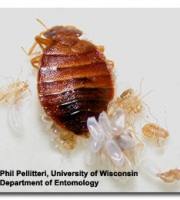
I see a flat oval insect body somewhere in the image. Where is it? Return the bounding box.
[35,26,114,136]
[118,88,143,115]
[142,123,169,145]
[107,88,144,118]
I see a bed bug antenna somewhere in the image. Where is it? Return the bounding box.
[17,66,23,77]
[36,18,49,30]
[138,78,158,123]
[21,19,48,56]
[138,77,153,100]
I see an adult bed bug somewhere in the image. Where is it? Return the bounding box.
[24,20,114,147]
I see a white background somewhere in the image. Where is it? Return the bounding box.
[0,8,180,193]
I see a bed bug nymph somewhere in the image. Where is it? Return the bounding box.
[24,20,114,148]
[142,123,169,146]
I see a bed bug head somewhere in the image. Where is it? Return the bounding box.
[44,26,83,43]
[120,88,135,99]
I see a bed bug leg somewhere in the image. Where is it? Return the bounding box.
[21,42,39,56]
[34,35,53,51]
[21,29,51,57]
[97,45,104,52]
[23,35,52,69]
[26,19,49,54]
[53,129,77,150]
[21,31,45,56]
[30,55,42,69]
[59,131,77,150]
[107,60,114,69]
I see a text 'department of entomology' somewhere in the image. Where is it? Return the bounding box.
[0,169,138,188]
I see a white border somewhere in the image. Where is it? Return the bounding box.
[0,0,180,8]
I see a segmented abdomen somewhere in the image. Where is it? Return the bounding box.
[38,47,114,135]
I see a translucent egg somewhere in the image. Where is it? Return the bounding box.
[116,130,135,150]
[105,139,124,166]
[98,111,112,137]
[87,117,105,142]
[110,107,125,135]
[90,137,103,152]
[85,151,97,166]
[139,158,161,177]
[8,104,23,135]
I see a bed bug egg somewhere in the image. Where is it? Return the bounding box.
[98,111,112,137]
[105,139,124,166]
[25,20,114,149]
[139,158,161,178]
[109,107,125,135]
[90,137,103,152]
[7,104,23,135]
[115,130,136,150]
[87,117,105,142]
[85,150,97,166]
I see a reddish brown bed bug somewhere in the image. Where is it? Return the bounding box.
[24,20,114,142]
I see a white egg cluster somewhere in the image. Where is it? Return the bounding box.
[86,107,180,184]
[87,107,136,168]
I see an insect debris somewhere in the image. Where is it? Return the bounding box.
[157,168,180,183]
[0,77,29,105]
[0,72,30,135]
